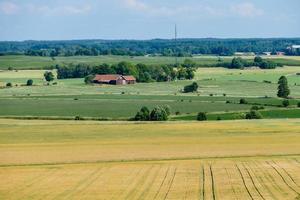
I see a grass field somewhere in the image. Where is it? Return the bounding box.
[1,55,300,69]
[1,119,300,199]
[0,67,299,119]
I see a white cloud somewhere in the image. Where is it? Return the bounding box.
[231,2,264,17]
[27,4,92,15]
[0,1,19,15]
[122,0,224,17]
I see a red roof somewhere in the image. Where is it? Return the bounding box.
[93,74,136,82]
[93,74,122,82]
[123,76,136,81]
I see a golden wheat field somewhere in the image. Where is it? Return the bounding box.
[1,119,300,199]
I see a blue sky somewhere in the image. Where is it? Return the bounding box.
[0,0,299,41]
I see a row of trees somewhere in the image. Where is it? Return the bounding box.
[1,38,300,56]
[225,56,281,69]
[56,61,195,83]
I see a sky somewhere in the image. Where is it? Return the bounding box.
[0,0,299,41]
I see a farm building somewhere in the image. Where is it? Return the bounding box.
[93,74,136,85]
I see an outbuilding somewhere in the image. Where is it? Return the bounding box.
[93,74,136,85]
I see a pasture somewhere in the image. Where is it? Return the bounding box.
[1,55,300,70]
[1,119,300,199]
[0,66,299,119]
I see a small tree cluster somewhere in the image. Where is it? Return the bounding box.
[44,71,55,82]
[197,112,207,121]
[134,105,171,121]
[183,82,198,93]
[245,110,263,119]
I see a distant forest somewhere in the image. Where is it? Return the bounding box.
[0,38,300,56]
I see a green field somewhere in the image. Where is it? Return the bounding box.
[1,119,300,199]
[0,66,299,119]
[1,55,300,69]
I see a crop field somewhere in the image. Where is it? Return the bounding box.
[1,55,300,69]
[1,119,300,199]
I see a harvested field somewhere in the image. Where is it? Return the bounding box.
[1,158,300,200]
[1,119,300,199]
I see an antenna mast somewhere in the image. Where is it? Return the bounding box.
[175,24,178,66]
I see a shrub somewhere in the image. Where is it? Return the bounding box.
[26,79,33,86]
[240,98,248,104]
[6,82,12,87]
[298,102,300,107]
[226,100,231,104]
[8,66,13,71]
[250,106,260,110]
[183,82,198,93]
[282,99,290,107]
[223,93,226,97]
[150,106,169,121]
[245,110,263,119]
[75,116,83,120]
[197,112,207,121]
[175,111,180,115]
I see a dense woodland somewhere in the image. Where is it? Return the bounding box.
[0,38,300,56]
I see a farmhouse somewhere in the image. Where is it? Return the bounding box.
[93,74,136,85]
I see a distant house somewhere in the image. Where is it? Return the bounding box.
[276,51,285,56]
[93,74,136,85]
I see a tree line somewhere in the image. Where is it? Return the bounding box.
[217,56,282,69]
[1,38,300,56]
[56,61,196,83]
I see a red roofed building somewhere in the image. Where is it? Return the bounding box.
[93,74,136,85]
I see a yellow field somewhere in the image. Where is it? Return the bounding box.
[1,119,300,199]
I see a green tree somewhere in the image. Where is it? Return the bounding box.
[239,98,248,104]
[277,76,290,98]
[197,112,207,121]
[6,82,12,87]
[230,57,244,69]
[84,75,95,84]
[150,106,168,121]
[44,71,54,82]
[183,82,198,93]
[297,102,300,107]
[245,110,263,119]
[185,68,195,80]
[134,106,150,121]
[26,79,33,86]
[282,99,290,107]
[254,56,263,63]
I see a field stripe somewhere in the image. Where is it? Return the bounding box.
[251,161,280,200]
[163,167,177,200]
[137,166,161,199]
[209,165,216,200]
[235,164,254,200]
[266,161,300,195]
[225,167,238,200]
[200,166,205,200]
[153,166,171,200]
[271,160,300,188]
[243,163,266,200]
[126,166,154,200]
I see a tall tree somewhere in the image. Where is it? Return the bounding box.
[277,76,290,98]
